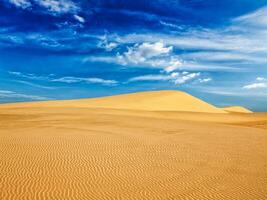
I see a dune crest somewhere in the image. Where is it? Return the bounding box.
[222,106,252,113]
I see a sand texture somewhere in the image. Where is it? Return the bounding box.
[0,90,266,199]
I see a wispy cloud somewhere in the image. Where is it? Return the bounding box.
[15,80,55,90]
[198,78,212,83]
[9,71,118,86]
[7,0,31,9]
[74,15,85,23]
[128,71,200,85]
[52,76,118,86]
[5,0,80,17]
[0,90,49,101]
[36,0,79,14]
[243,83,267,89]
[9,71,51,81]
[243,77,267,89]
[256,77,266,81]
[233,6,267,27]
[97,34,119,52]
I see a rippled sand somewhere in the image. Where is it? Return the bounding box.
[0,93,267,199]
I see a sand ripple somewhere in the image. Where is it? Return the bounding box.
[0,107,266,199]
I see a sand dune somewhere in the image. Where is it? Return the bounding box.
[222,106,252,113]
[0,90,266,199]
[2,90,226,113]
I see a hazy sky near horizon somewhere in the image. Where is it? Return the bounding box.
[1,0,267,111]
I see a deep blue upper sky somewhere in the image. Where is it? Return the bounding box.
[1,0,267,111]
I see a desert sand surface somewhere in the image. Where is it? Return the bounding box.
[0,90,266,200]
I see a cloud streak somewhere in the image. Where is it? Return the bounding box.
[7,0,31,9]
[52,76,118,86]
[0,90,49,101]
[243,77,267,90]
[128,72,201,85]
[9,71,118,86]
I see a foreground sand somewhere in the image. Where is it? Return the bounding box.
[0,93,267,199]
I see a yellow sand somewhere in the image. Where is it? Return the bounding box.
[0,90,266,200]
[222,106,253,113]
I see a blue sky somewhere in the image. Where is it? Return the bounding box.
[1,0,267,111]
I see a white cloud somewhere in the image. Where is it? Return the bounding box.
[164,58,182,72]
[115,8,267,66]
[243,77,267,90]
[35,0,79,14]
[52,76,118,86]
[172,72,200,84]
[243,83,267,89]
[159,21,183,30]
[6,0,80,15]
[233,6,267,27]
[9,71,117,86]
[128,74,172,82]
[74,15,85,23]
[256,77,265,81]
[198,78,212,83]
[15,80,55,90]
[9,71,51,81]
[97,35,119,52]
[196,86,264,97]
[128,71,200,85]
[118,42,172,65]
[90,41,182,72]
[8,0,31,9]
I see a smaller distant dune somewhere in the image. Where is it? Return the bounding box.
[222,106,252,113]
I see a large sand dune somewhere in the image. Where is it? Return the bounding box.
[4,90,226,113]
[0,90,266,199]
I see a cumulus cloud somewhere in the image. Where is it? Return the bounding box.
[121,42,172,63]
[52,76,118,86]
[89,41,182,72]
